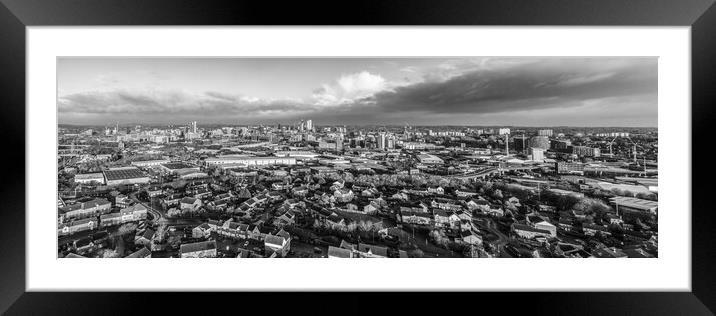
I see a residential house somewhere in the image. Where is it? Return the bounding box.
[134,228,155,247]
[292,186,309,197]
[363,203,379,215]
[356,243,388,258]
[277,211,296,226]
[73,237,95,255]
[400,210,432,225]
[433,209,451,227]
[162,193,183,208]
[264,231,291,257]
[115,195,132,208]
[558,217,575,232]
[146,186,163,198]
[334,188,354,203]
[120,204,148,222]
[582,223,612,237]
[527,215,557,237]
[427,186,445,195]
[458,231,483,246]
[455,190,478,198]
[58,217,99,236]
[328,246,353,258]
[180,240,217,258]
[59,198,112,221]
[217,221,243,239]
[192,223,213,239]
[512,223,552,239]
[126,247,152,258]
[180,197,202,211]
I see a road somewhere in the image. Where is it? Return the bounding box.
[477,217,511,257]
[128,192,165,224]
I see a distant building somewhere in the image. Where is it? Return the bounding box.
[572,145,601,157]
[538,129,553,137]
[529,147,545,161]
[551,139,571,150]
[131,159,170,167]
[417,154,443,164]
[610,196,658,215]
[555,162,585,174]
[74,173,105,185]
[204,156,296,166]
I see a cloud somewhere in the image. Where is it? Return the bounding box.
[58,58,657,126]
[364,58,657,116]
[58,89,316,119]
[312,71,387,106]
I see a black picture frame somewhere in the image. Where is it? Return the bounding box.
[1,0,714,314]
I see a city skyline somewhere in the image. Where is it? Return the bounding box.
[58,57,658,127]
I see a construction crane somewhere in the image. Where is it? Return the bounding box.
[607,136,618,156]
[626,137,638,163]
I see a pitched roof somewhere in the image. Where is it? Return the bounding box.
[126,247,152,258]
[357,243,388,257]
[264,235,286,247]
[328,246,353,258]
[181,197,198,204]
[180,240,216,254]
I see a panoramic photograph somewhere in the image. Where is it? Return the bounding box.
[56,57,658,259]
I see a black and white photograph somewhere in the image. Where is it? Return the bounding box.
[56,57,659,259]
[5,0,715,312]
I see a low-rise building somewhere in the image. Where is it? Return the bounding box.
[180,240,217,258]
[74,172,105,185]
[59,198,112,221]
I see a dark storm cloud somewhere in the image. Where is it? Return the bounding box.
[58,90,317,116]
[365,58,657,115]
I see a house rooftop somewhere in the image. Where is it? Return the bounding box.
[180,240,217,254]
[328,246,352,258]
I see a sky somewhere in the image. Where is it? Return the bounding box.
[57,57,657,127]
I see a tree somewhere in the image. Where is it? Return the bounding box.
[117,223,138,236]
[492,189,504,200]
[572,198,612,216]
[429,229,449,247]
[166,208,181,218]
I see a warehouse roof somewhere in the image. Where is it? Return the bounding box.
[609,196,658,211]
[103,167,147,181]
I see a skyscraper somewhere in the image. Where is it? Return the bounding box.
[378,133,387,150]
[306,119,313,131]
